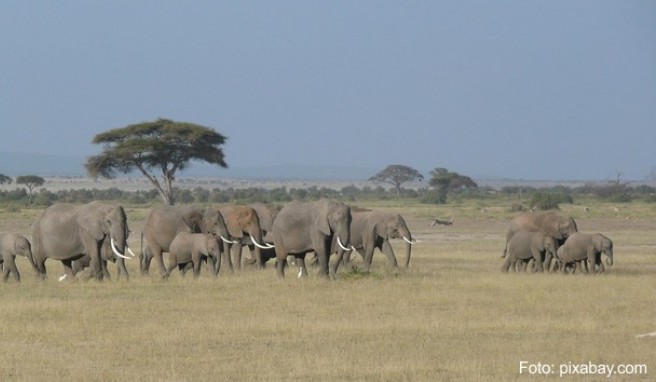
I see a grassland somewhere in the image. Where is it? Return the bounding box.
[1,201,655,381]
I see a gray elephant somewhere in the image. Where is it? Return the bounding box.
[69,237,129,280]
[272,199,351,278]
[31,201,135,280]
[502,211,578,258]
[556,232,613,274]
[166,232,222,278]
[334,208,416,274]
[241,203,281,268]
[214,204,272,272]
[501,230,558,273]
[0,233,34,282]
[141,204,231,278]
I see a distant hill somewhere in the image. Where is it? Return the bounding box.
[0,152,379,180]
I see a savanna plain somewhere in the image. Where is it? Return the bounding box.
[1,197,655,381]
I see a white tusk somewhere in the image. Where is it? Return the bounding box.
[336,237,350,251]
[127,246,137,257]
[220,236,234,244]
[265,243,275,249]
[58,274,67,282]
[250,234,272,250]
[403,236,417,245]
[298,266,304,278]
[351,246,357,251]
[636,331,656,338]
[111,237,132,260]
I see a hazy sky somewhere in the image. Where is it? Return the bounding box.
[1,1,655,180]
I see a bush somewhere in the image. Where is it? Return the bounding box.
[528,192,573,210]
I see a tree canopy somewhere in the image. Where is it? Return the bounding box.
[16,175,45,204]
[425,167,478,204]
[86,119,228,205]
[0,174,12,185]
[369,165,424,197]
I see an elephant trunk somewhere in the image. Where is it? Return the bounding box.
[605,250,613,266]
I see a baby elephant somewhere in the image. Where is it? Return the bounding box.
[167,233,222,278]
[501,230,558,273]
[556,232,613,274]
[0,233,34,282]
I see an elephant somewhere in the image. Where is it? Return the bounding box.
[31,201,135,280]
[242,203,281,267]
[141,204,231,278]
[166,232,222,278]
[214,204,272,272]
[555,232,613,274]
[272,199,351,278]
[69,237,129,280]
[502,211,578,258]
[500,230,558,273]
[0,233,34,282]
[332,208,416,274]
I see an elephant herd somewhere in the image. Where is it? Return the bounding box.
[501,211,614,274]
[0,199,418,282]
[0,200,615,282]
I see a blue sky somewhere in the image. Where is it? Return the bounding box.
[1,1,654,180]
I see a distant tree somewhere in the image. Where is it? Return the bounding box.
[369,165,424,197]
[16,175,45,204]
[85,118,228,205]
[425,167,477,204]
[0,174,12,185]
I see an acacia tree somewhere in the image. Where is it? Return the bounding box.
[369,164,424,197]
[0,174,12,185]
[16,175,45,205]
[86,119,228,205]
[426,167,477,204]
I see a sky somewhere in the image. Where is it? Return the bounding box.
[1,1,655,181]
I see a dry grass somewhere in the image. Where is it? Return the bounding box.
[1,203,655,381]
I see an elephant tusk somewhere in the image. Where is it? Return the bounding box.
[58,274,67,282]
[250,234,272,250]
[403,236,417,245]
[220,236,235,244]
[351,246,357,251]
[111,237,132,260]
[336,236,350,251]
[127,246,137,257]
[298,266,304,278]
[265,243,275,249]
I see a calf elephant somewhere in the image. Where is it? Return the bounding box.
[141,204,231,278]
[69,237,129,280]
[31,201,135,280]
[501,230,558,273]
[556,232,613,274]
[0,233,34,282]
[166,232,222,278]
[334,209,416,274]
[273,199,351,278]
[502,211,578,258]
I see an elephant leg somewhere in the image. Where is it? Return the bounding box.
[116,258,129,280]
[381,240,399,269]
[2,260,11,282]
[231,241,243,271]
[530,249,544,272]
[140,248,153,275]
[275,244,288,278]
[501,257,514,273]
[362,246,376,272]
[212,253,222,278]
[316,250,329,278]
[331,249,346,276]
[222,243,234,273]
[191,252,202,278]
[61,259,77,281]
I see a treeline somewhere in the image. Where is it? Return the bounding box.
[0,182,655,208]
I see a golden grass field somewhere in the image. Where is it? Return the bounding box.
[1,201,655,381]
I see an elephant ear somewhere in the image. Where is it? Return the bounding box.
[79,207,107,241]
[182,210,205,233]
[315,214,331,236]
